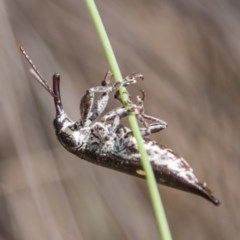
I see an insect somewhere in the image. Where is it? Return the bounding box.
[20,46,220,206]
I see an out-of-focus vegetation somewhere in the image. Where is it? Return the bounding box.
[0,0,239,239]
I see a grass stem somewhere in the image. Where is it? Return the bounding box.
[84,1,172,239]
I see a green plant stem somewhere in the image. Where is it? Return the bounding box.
[84,1,172,239]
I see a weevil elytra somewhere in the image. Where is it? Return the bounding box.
[20,46,220,206]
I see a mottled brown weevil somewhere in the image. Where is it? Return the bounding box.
[20,46,220,206]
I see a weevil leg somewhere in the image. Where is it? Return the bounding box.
[105,114,121,138]
[100,107,129,123]
[80,71,113,126]
[133,90,167,136]
[80,72,143,126]
[122,73,144,86]
[101,70,113,86]
[114,73,144,104]
[138,115,167,136]
[100,91,167,138]
[101,109,167,139]
[86,71,113,124]
[100,107,130,139]
[91,115,124,142]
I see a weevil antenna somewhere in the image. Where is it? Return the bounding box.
[19,46,56,98]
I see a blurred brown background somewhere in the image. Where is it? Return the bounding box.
[0,0,239,239]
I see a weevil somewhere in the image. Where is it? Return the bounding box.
[20,46,220,206]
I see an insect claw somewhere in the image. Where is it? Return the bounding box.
[136,89,145,106]
[132,73,144,81]
[140,89,145,101]
[102,70,113,86]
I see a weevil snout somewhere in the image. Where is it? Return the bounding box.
[52,73,69,134]
[52,73,64,116]
[51,74,77,133]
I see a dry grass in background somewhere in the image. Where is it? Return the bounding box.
[0,0,239,239]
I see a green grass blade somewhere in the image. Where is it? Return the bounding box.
[84,1,172,239]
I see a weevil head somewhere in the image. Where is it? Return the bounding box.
[53,113,82,150]
[53,112,73,134]
[52,74,83,150]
